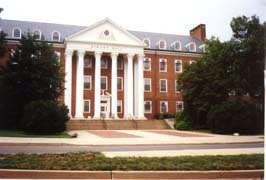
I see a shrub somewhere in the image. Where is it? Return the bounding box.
[21,100,70,134]
[174,112,192,130]
[207,100,264,134]
[154,113,175,119]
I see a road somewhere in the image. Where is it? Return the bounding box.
[0,142,263,153]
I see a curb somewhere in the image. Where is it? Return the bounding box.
[0,169,263,179]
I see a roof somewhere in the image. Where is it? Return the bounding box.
[0,19,205,53]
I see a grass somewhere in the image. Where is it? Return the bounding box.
[0,152,263,171]
[0,130,71,138]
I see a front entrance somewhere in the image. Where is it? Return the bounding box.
[100,95,111,118]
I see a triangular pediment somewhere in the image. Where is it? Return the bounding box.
[65,18,146,47]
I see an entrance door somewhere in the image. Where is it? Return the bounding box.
[100,100,109,118]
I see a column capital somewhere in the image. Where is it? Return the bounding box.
[111,52,119,58]
[94,51,102,58]
[137,54,145,59]
[127,53,135,59]
[77,50,86,57]
[65,49,73,57]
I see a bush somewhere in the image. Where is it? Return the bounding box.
[21,100,70,134]
[174,112,192,130]
[207,100,264,134]
[154,113,175,119]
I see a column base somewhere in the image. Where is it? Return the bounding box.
[134,116,147,120]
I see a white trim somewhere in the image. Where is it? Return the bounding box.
[55,51,61,62]
[185,42,196,52]
[158,40,167,50]
[144,78,152,92]
[52,31,60,41]
[175,80,181,93]
[33,29,41,40]
[117,100,123,113]
[160,101,168,113]
[144,49,202,57]
[84,75,92,90]
[101,76,108,90]
[172,41,182,51]
[175,59,182,73]
[143,38,150,48]
[143,57,151,71]
[12,27,21,39]
[159,58,167,72]
[144,101,152,113]
[199,44,206,52]
[117,77,123,91]
[84,99,91,113]
[160,79,168,92]
[176,101,184,112]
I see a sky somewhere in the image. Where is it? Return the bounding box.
[0,0,265,41]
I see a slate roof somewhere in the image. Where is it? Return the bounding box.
[0,19,204,53]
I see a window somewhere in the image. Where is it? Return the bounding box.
[160,101,168,113]
[199,44,206,53]
[84,100,91,112]
[12,28,21,38]
[101,76,108,90]
[117,57,123,69]
[159,59,167,72]
[160,79,167,92]
[101,56,108,69]
[84,76,92,90]
[143,58,151,71]
[174,41,181,50]
[117,100,122,113]
[159,40,166,49]
[52,31,60,41]
[176,80,181,93]
[176,101,184,112]
[33,30,41,40]
[84,55,93,68]
[144,101,152,113]
[175,60,182,73]
[55,51,61,62]
[189,60,196,64]
[189,42,196,52]
[117,77,123,91]
[143,38,150,48]
[144,78,151,92]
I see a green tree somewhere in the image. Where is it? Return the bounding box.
[0,33,65,129]
[0,31,8,59]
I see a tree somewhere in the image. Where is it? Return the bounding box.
[0,31,8,59]
[0,33,65,129]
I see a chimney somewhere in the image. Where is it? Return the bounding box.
[190,24,206,41]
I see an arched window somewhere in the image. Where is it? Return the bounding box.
[52,31,60,41]
[159,40,166,49]
[33,30,41,40]
[12,27,21,39]
[189,42,196,52]
[174,41,181,50]
[143,38,150,48]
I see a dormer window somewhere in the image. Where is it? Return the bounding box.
[173,41,181,50]
[159,40,166,49]
[189,42,196,52]
[12,28,21,39]
[33,30,41,40]
[199,44,206,53]
[143,38,150,48]
[52,31,60,41]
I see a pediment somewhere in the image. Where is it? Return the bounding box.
[65,18,146,47]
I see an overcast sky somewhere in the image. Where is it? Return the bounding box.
[0,0,265,41]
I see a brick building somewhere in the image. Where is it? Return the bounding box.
[0,18,206,119]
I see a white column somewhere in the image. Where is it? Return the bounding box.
[124,54,134,119]
[75,50,85,119]
[64,49,73,118]
[94,51,102,119]
[133,59,139,117]
[137,54,145,119]
[111,52,118,118]
[123,56,128,118]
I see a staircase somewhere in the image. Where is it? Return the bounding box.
[66,119,171,130]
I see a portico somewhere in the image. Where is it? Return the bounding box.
[63,18,146,120]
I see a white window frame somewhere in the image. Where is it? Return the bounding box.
[33,29,41,40]
[175,80,181,93]
[158,40,166,50]
[84,100,91,113]
[175,60,182,73]
[143,57,151,71]
[159,58,167,72]
[144,101,152,113]
[84,75,92,90]
[52,31,60,41]
[199,44,206,53]
[160,79,168,93]
[101,57,108,69]
[117,77,123,91]
[189,42,196,52]
[143,38,150,48]
[117,100,123,113]
[12,27,21,39]
[84,56,93,68]
[144,78,152,92]
[176,101,184,112]
[101,76,108,90]
[160,101,168,113]
[173,41,182,51]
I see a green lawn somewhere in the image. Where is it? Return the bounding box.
[0,130,71,138]
[0,152,263,171]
